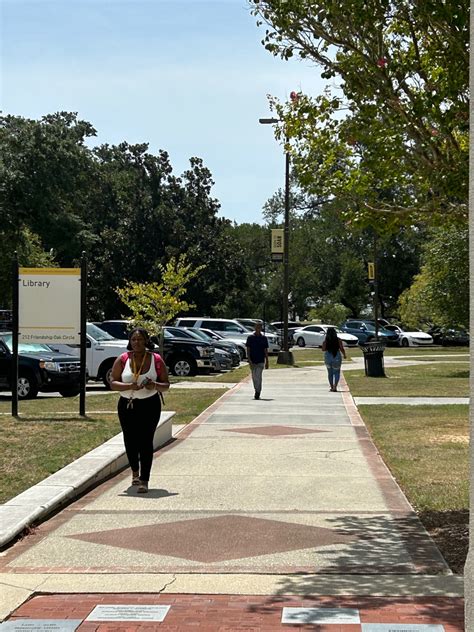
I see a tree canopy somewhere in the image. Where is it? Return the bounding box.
[250,0,469,228]
[0,112,247,317]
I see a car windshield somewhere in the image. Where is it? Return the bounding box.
[169,327,203,341]
[263,324,278,334]
[87,323,116,341]
[202,329,224,339]
[189,329,213,341]
[1,335,54,354]
[321,326,343,333]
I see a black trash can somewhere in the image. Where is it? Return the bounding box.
[360,341,386,377]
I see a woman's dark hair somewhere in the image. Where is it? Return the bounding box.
[325,327,340,357]
[127,327,155,351]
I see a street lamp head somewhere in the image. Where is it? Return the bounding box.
[259,117,279,125]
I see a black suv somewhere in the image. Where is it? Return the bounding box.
[96,320,215,377]
[0,333,81,399]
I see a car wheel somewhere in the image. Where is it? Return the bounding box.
[401,338,409,347]
[101,362,115,389]
[238,348,245,361]
[59,387,80,397]
[171,356,197,377]
[297,337,305,347]
[17,373,39,400]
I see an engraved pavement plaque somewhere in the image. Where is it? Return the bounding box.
[85,604,170,622]
[0,621,82,631]
[361,625,445,632]
[281,607,360,624]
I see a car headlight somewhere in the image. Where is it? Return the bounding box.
[41,361,60,372]
[196,346,211,357]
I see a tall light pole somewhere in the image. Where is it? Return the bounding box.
[259,116,294,365]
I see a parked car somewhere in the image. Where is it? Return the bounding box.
[0,310,12,331]
[428,327,470,347]
[236,319,293,347]
[174,317,280,354]
[162,329,215,376]
[271,320,302,330]
[198,328,247,361]
[171,326,241,367]
[293,325,359,348]
[94,320,216,377]
[340,320,399,345]
[48,323,131,387]
[270,321,300,346]
[213,347,233,371]
[383,325,433,347]
[92,320,132,339]
[0,333,81,399]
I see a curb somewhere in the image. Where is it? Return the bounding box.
[0,411,176,549]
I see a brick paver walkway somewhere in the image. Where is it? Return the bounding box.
[0,367,465,629]
[6,593,465,631]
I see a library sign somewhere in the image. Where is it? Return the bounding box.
[19,268,81,344]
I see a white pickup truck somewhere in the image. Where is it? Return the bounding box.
[49,323,128,387]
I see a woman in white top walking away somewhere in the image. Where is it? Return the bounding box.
[110,328,170,493]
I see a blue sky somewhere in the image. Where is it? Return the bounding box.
[2,0,325,223]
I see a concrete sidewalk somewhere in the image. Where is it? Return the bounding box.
[0,367,464,630]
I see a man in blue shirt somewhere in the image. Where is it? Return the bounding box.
[246,322,269,400]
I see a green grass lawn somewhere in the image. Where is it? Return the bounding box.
[346,346,468,359]
[269,348,325,368]
[0,388,226,503]
[358,404,469,512]
[344,362,469,397]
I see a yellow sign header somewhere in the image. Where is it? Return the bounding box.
[20,268,80,275]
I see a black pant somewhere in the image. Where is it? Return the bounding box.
[118,394,161,482]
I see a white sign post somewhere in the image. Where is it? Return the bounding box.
[18,268,81,344]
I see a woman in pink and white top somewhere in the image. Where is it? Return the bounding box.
[110,327,170,493]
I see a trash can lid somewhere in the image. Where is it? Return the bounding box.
[360,341,386,353]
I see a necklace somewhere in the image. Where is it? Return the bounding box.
[127,352,148,409]
[131,352,147,382]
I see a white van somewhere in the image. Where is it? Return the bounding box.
[48,322,128,387]
[174,318,280,354]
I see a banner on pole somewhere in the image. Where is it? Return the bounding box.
[19,268,81,344]
[271,229,284,254]
[367,262,375,280]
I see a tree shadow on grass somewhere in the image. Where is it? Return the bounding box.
[419,508,469,574]
[445,370,469,378]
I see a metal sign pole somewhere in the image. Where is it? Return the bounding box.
[373,233,379,341]
[79,253,87,417]
[11,253,19,418]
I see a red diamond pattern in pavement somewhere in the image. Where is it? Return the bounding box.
[222,425,329,436]
[68,514,356,563]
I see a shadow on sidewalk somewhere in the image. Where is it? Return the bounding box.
[118,488,179,499]
[244,512,463,623]
[246,593,463,628]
